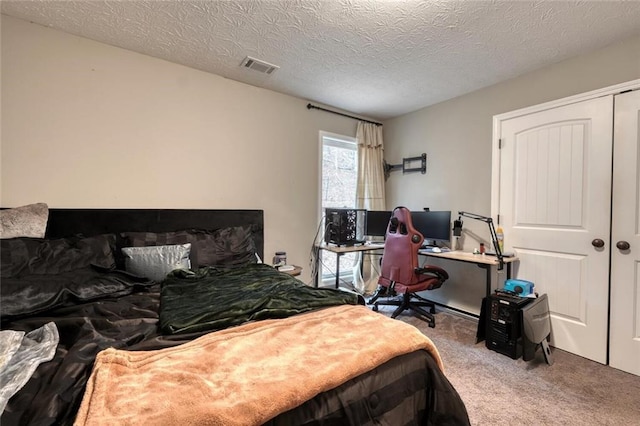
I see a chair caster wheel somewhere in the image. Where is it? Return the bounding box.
[428,322,435,328]
[430,306,436,314]
[372,304,379,312]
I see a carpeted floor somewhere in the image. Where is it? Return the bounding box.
[377,306,640,426]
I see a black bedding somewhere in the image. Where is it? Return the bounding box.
[1,208,469,426]
[267,350,468,426]
[3,281,469,426]
[2,285,164,425]
[0,264,279,424]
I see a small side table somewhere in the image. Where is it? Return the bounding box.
[278,265,302,277]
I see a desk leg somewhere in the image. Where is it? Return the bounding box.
[315,253,320,288]
[478,264,491,297]
[477,262,511,297]
[335,252,341,289]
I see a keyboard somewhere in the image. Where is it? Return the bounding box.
[421,246,451,253]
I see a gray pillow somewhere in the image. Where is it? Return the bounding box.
[122,244,191,282]
[0,203,49,239]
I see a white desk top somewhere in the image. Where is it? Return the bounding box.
[319,243,517,265]
[318,242,385,253]
[418,249,518,265]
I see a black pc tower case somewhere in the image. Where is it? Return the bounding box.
[484,293,532,359]
[324,208,366,246]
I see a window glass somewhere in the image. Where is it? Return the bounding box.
[320,133,357,283]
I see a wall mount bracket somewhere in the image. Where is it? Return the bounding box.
[383,153,426,180]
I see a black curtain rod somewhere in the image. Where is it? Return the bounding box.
[306,103,382,126]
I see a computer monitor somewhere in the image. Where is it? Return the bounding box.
[365,210,392,237]
[411,210,452,245]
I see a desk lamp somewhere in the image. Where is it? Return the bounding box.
[453,211,504,270]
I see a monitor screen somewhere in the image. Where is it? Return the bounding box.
[411,210,452,243]
[365,210,392,237]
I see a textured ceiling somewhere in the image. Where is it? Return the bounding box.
[3,1,640,120]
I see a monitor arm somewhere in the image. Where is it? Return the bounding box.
[457,211,504,270]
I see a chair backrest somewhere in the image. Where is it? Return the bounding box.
[379,207,424,286]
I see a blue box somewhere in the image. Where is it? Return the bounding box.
[504,279,535,296]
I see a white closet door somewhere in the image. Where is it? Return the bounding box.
[609,89,640,375]
[498,96,613,363]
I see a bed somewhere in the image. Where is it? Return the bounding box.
[0,206,470,425]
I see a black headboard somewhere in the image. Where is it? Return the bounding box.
[45,209,264,260]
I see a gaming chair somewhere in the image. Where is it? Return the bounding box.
[368,206,448,328]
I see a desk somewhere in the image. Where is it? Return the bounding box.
[316,244,519,315]
[418,250,519,316]
[315,243,384,288]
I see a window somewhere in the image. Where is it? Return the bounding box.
[320,132,358,283]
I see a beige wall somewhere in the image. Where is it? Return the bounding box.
[0,15,363,284]
[3,14,639,307]
[383,34,640,313]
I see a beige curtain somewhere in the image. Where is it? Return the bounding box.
[353,121,386,295]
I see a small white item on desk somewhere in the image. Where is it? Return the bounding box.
[278,265,295,272]
[431,247,441,253]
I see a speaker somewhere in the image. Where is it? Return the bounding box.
[324,208,366,246]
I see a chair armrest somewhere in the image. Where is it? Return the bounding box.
[415,265,449,281]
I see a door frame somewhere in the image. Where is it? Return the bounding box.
[492,79,640,217]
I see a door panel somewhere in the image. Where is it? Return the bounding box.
[499,96,613,363]
[609,89,640,375]
[515,122,587,227]
[516,249,586,323]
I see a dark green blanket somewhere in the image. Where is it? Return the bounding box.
[160,263,361,334]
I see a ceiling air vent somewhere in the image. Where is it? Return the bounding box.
[240,56,279,75]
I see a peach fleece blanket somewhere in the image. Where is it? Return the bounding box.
[74,305,443,426]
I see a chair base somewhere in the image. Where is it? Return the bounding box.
[369,289,437,328]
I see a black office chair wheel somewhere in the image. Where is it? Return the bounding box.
[430,305,436,314]
[372,303,379,312]
[428,321,435,328]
